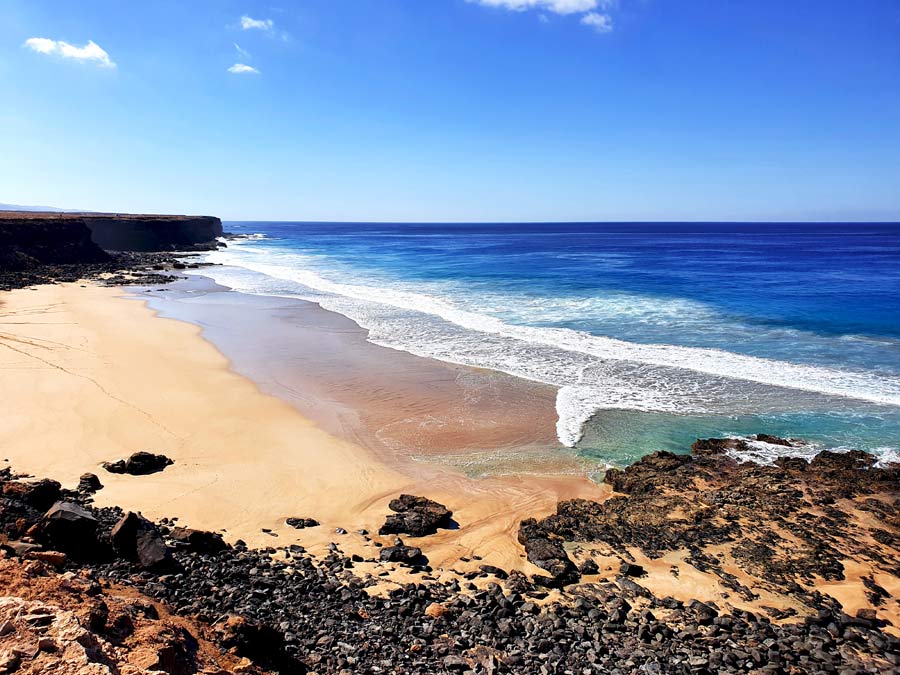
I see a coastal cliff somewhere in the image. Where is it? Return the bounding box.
[0,214,110,269]
[0,211,223,253]
[81,213,223,252]
[0,211,222,289]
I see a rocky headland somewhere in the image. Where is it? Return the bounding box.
[0,211,222,290]
[1,437,898,674]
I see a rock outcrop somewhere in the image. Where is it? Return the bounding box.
[103,451,174,476]
[111,512,170,569]
[379,494,453,537]
[379,540,425,565]
[0,216,109,268]
[518,437,900,611]
[81,214,223,252]
[0,210,221,290]
[35,502,98,560]
[167,527,228,554]
[2,457,900,674]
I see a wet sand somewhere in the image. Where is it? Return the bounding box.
[142,276,582,476]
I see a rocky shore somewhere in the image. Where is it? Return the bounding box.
[0,211,222,290]
[2,438,898,674]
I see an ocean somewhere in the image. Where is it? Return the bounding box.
[198,221,900,468]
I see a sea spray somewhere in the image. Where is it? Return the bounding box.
[203,243,900,450]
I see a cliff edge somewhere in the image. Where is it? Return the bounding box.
[0,211,222,290]
[0,211,223,253]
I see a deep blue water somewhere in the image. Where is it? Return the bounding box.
[200,221,900,468]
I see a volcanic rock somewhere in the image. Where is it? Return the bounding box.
[286,517,319,530]
[379,494,453,537]
[103,451,173,476]
[518,521,579,587]
[479,564,509,579]
[2,479,61,511]
[620,561,646,577]
[379,542,424,565]
[578,558,600,575]
[216,615,302,673]
[111,512,170,569]
[168,527,228,554]
[78,473,103,493]
[36,502,98,560]
[756,434,793,446]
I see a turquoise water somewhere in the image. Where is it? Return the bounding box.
[199,222,900,467]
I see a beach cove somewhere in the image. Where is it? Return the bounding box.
[2,214,900,673]
[0,280,603,575]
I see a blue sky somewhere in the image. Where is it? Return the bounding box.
[1,0,899,221]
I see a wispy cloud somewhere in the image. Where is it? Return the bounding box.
[234,42,251,59]
[240,15,274,31]
[581,11,613,32]
[470,0,596,15]
[24,37,115,68]
[228,63,259,74]
[469,0,616,33]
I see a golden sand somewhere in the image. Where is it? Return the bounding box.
[0,283,602,574]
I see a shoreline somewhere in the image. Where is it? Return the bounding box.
[2,275,899,671]
[139,274,588,477]
[0,280,604,576]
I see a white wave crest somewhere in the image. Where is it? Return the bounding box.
[201,247,900,447]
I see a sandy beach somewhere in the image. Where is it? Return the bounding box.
[0,281,603,577]
[4,278,900,636]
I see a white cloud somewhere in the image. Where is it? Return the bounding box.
[240,15,274,31]
[470,0,616,32]
[581,11,613,32]
[234,42,251,59]
[471,0,597,15]
[228,63,259,74]
[24,37,115,68]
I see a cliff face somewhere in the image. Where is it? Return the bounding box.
[0,212,223,256]
[0,216,110,270]
[83,214,223,252]
[0,211,223,290]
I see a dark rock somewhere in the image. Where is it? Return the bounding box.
[379,542,424,565]
[775,456,808,471]
[78,473,104,493]
[0,215,109,271]
[36,501,98,559]
[83,214,222,252]
[378,494,453,537]
[103,451,173,476]
[168,527,228,553]
[216,615,304,673]
[111,512,170,569]
[756,434,793,446]
[2,540,42,557]
[87,599,109,632]
[2,479,61,511]
[517,524,579,587]
[620,562,646,577]
[286,517,319,529]
[443,655,469,670]
[479,564,509,579]
[0,212,222,291]
[604,450,692,493]
[688,600,719,625]
[579,558,600,575]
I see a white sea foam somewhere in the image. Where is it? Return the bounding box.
[200,243,900,449]
[723,436,900,468]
